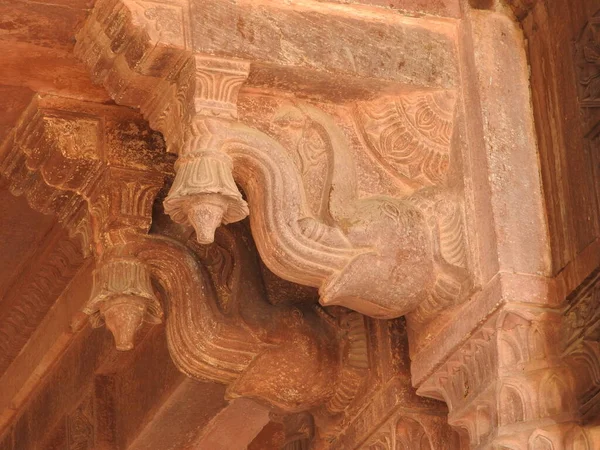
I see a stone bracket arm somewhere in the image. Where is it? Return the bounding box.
[75,0,472,321]
[171,114,464,320]
[98,232,369,414]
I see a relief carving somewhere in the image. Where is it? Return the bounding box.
[0,94,372,418]
[417,306,584,448]
[354,91,457,189]
[0,103,102,250]
[361,414,451,450]
[576,10,600,138]
[0,236,83,376]
[322,320,458,450]
[3,1,600,449]
[75,0,472,320]
[561,270,600,421]
[67,394,95,450]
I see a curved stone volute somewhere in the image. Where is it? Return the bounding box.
[75,0,466,320]
[205,116,435,318]
[97,232,366,413]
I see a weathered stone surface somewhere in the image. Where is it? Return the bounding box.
[190,0,459,88]
[323,0,461,17]
[1,0,600,449]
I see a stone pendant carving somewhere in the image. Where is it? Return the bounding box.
[86,257,162,350]
[162,57,251,244]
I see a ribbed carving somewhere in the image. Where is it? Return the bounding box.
[0,104,102,246]
[326,313,368,414]
[0,236,83,376]
[194,56,250,119]
[86,257,162,350]
[164,150,249,243]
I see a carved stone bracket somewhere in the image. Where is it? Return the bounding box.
[71,0,477,435]
[0,95,172,350]
[75,0,471,320]
[96,226,369,417]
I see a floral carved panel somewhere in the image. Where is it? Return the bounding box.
[354,91,457,189]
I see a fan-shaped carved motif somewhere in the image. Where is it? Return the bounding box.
[354,90,457,187]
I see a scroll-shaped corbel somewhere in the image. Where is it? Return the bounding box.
[75,3,470,319]
[152,60,439,317]
[94,227,369,416]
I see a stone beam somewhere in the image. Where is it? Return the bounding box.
[0,0,109,102]
[190,399,271,450]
